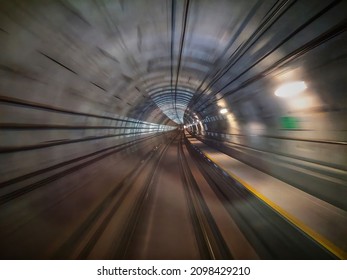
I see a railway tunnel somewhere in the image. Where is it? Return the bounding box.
[0,0,346,260]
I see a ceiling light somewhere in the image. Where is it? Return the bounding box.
[275,81,307,98]
[220,108,228,114]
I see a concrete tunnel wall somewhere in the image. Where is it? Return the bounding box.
[0,0,346,221]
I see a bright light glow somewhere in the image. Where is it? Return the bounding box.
[275,81,307,97]
[220,108,228,114]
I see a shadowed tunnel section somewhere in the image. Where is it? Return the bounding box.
[0,0,346,259]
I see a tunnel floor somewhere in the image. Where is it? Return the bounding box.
[0,131,338,259]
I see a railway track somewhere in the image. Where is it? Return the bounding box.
[111,132,232,259]
[55,131,234,259]
[177,133,232,259]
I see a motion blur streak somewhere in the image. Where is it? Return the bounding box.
[0,0,346,259]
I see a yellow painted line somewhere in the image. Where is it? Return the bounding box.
[192,142,346,259]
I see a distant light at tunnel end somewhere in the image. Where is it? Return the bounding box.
[275,81,307,98]
[220,108,228,114]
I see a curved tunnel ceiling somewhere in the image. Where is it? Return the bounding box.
[1,0,347,129]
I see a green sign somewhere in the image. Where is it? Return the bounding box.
[280,116,299,129]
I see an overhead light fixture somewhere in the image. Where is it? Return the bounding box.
[275,81,307,98]
[220,108,228,114]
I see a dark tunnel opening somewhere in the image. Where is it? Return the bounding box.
[0,0,346,260]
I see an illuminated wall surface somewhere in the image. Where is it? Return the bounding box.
[0,0,346,260]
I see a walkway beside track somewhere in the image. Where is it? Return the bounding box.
[185,132,347,259]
